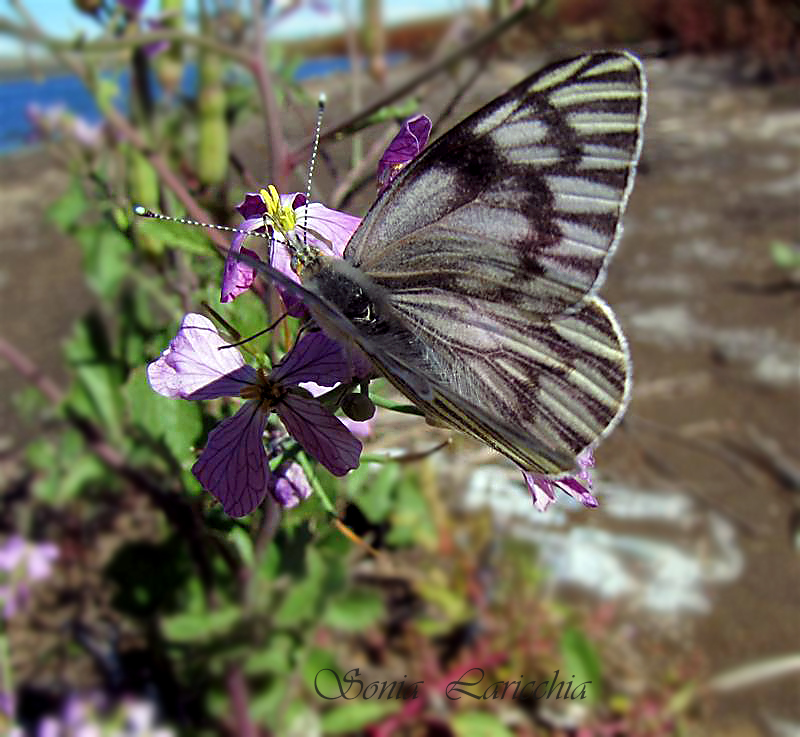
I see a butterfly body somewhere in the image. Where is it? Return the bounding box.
[254,51,646,477]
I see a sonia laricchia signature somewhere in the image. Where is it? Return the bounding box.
[314,667,592,701]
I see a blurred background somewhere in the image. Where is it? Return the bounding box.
[1,0,799,735]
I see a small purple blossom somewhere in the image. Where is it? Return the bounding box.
[147,314,362,516]
[522,450,598,512]
[118,0,147,14]
[268,462,312,508]
[377,114,431,192]
[221,187,361,309]
[36,693,174,737]
[0,535,59,619]
[26,103,104,150]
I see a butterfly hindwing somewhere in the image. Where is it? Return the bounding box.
[381,291,630,473]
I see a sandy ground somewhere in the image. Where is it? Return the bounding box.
[1,52,798,733]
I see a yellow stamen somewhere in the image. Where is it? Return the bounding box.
[259,185,297,234]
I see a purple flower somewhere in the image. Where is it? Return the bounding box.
[0,536,59,619]
[36,694,174,737]
[377,114,431,192]
[268,462,312,508]
[522,450,598,512]
[118,0,147,14]
[221,186,361,309]
[147,314,362,516]
[26,103,104,150]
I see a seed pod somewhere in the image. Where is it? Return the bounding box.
[197,35,227,187]
[154,0,185,96]
[128,148,163,256]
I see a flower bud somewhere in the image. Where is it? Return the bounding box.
[342,393,375,422]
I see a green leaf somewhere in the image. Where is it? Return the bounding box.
[451,712,516,737]
[559,627,602,705]
[136,216,214,256]
[323,590,384,632]
[47,177,88,231]
[320,701,401,734]
[770,240,800,270]
[126,367,202,465]
[355,463,399,523]
[260,542,281,580]
[274,547,327,627]
[301,647,340,696]
[75,224,133,299]
[58,454,108,503]
[385,477,436,548]
[249,679,289,724]
[96,76,121,115]
[162,606,241,643]
[229,526,255,567]
[74,363,126,442]
[244,633,295,676]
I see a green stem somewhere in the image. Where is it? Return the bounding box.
[296,452,337,516]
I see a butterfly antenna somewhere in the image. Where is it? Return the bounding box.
[133,206,271,242]
[302,92,326,250]
[221,313,290,350]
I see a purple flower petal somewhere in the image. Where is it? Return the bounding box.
[522,449,598,512]
[294,202,361,259]
[143,17,170,57]
[271,332,353,386]
[147,313,258,399]
[192,401,270,517]
[268,238,308,318]
[118,0,147,13]
[236,192,268,220]
[377,114,431,191]
[276,393,361,476]
[339,416,373,438]
[221,217,266,303]
[268,462,312,508]
[0,536,26,571]
[221,246,261,304]
[25,542,59,581]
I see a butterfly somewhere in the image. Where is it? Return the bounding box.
[245,51,646,478]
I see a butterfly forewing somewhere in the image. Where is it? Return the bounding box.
[346,51,645,317]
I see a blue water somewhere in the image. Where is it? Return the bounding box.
[0,55,380,155]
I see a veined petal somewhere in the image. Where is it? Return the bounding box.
[522,449,598,512]
[192,402,270,517]
[294,202,361,259]
[147,313,258,399]
[276,394,361,476]
[378,114,431,191]
[271,332,353,387]
[268,237,308,318]
[236,192,268,219]
[221,217,266,303]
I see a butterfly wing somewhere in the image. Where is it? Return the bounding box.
[378,292,631,474]
[340,51,644,473]
[345,51,645,317]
